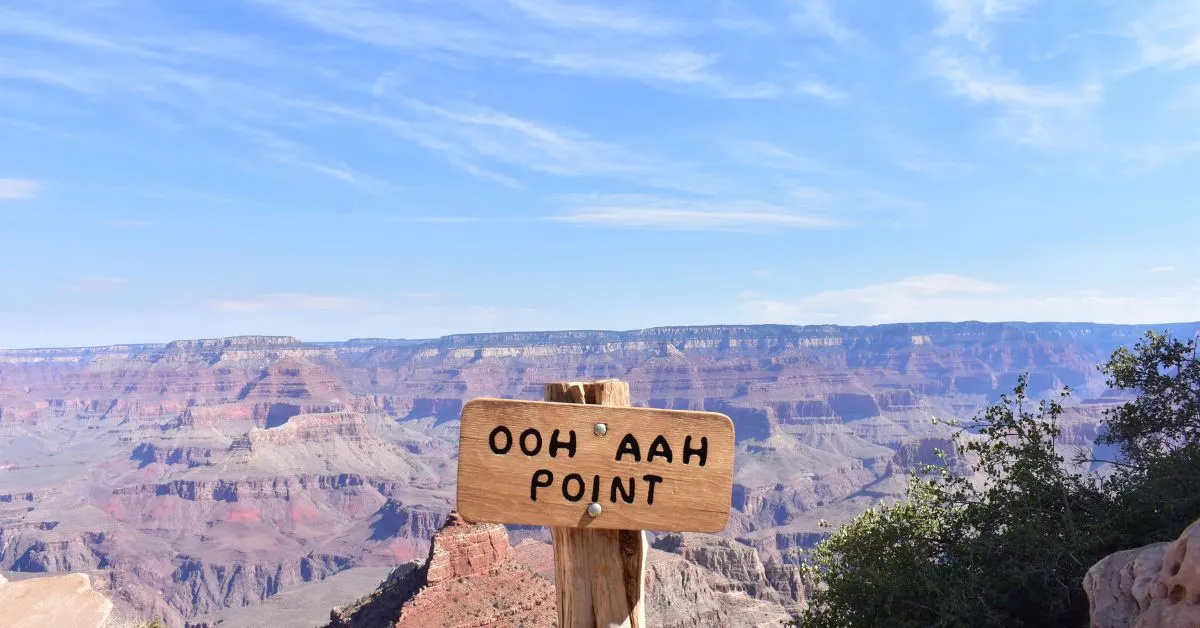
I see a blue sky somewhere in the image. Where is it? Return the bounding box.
[1,0,1199,348]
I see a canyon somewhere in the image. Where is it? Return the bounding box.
[2,322,1198,626]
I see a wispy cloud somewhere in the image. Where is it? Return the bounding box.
[400,216,482,224]
[929,48,1102,145]
[1146,265,1177,273]
[102,219,156,228]
[1128,0,1200,71]
[405,100,648,178]
[299,98,718,192]
[531,50,780,98]
[791,0,865,50]
[546,195,837,231]
[0,178,39,200]
[894,151,975,177]
[1126,139,1200,172]
[505,0,675,35]
[68,277,129,294]
[233,126,401,192]
[931,50,1101,109]
[934,0,1035,49]
[249,0,772,98]
[209,293,371,313]
[734,141,838,176]
[797,81,848,101]
[742,273,1200,324]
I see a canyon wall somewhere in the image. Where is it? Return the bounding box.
[1,322,1196,624]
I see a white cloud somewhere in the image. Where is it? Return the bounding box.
[209,293,371,313]
[797,81,848,101]
[546,196,837,231]
[742,273,1200,324]
[0,178,39,200]
[1147,265,1177,273]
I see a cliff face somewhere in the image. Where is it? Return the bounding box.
[651,532,804,610]
[645,549,793,628]
[2,323,1197,624]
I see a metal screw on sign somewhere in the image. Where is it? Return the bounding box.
[587,502,602,517]
[593,422,607,436]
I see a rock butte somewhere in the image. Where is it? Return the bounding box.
[1,322,1198,625]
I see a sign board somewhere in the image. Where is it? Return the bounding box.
[456,398,735,533]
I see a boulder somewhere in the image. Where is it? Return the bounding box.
[1086,517,1200,627]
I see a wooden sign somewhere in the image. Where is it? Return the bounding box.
[456,398,734,533]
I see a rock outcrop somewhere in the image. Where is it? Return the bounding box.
[1086,517,1200,627]
[1084,543,1168,627]
[328,511,553,628]
[422,511,510,582]
[0,572,114,627]
[645,549,792,627]
[651,532,804,609]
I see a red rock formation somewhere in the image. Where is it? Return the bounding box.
[422,511,510,583]
[328,510,553,628]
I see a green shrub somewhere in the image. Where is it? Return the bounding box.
[796,330,1200,628]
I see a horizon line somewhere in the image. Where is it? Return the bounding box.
[3,320,1199,353]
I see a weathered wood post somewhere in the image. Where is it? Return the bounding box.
[543,380,645,628]
[456,378,734,628]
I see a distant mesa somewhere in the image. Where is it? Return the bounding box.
[164,336,304,351]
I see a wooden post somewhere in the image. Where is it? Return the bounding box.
[544,380,647,628]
